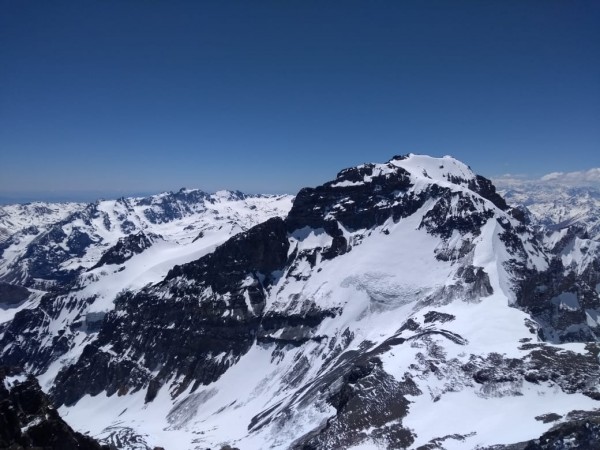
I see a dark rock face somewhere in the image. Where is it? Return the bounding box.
[0,367,108,450]
[419,190,494,239]
[457,344,600,400]
[84,311,106,333]
[0,282,30,307]
[257,309,338,346]
[296,359,417,450]
[522,413,600,450]
[523,344,600,396]
[554,223,590,251]
[488,411,600,450]
[52,217,294,405]
[90,232,154,269]
[168,216,289,287]
[66,230,94,258]
[286,163,420,233]
[468,175,509,211]
[457,265,494,298]
[513,256,600,343]
[423,311,456,324]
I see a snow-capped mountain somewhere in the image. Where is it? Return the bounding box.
[497,181,600,278]
[0,189,293,379]
[0,189,293,291]
[2,155,600,450]
[496,179,600,240]
[0,201,85,286]
[0,201,85,242]
[497,179,600,344]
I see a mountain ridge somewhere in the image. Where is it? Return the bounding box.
[1,154,599,450]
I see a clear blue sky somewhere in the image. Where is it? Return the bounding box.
[1,1,599,202]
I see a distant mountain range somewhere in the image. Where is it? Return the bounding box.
[496,177,600,240]
[1,155,600,450]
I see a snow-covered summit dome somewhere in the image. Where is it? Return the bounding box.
[389,153,475,184]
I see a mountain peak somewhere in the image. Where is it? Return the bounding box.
[288,154,507,234]
[389,153,475,185]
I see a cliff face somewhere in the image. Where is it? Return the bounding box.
[0,367,108,450]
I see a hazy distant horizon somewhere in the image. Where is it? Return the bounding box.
[0,186,294,205]
[0,190,158,205]
[3,159,600,206]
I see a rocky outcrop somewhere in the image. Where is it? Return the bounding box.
[286,162,420,233]
[468,175,509,211]
[0,292,86,375]
[90,232,154,270]
[0,367,108,450]
[488,411,600,450]
[514,257,600,343]
[419,190,495,239]
[292,359,419,449]
[523,412,600,450]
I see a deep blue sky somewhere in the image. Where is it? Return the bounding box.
[1,1,599,202]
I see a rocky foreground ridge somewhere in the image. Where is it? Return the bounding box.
[0,366,108,450]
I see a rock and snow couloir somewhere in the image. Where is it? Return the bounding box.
[1,154,600,450]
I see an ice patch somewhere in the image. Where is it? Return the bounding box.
[3,374,27,389]
[331,180,365,188]
[347,441,385,450]
[290,227,333,252]
[341,272,421,310]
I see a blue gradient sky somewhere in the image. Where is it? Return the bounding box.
[1,1,599,202]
